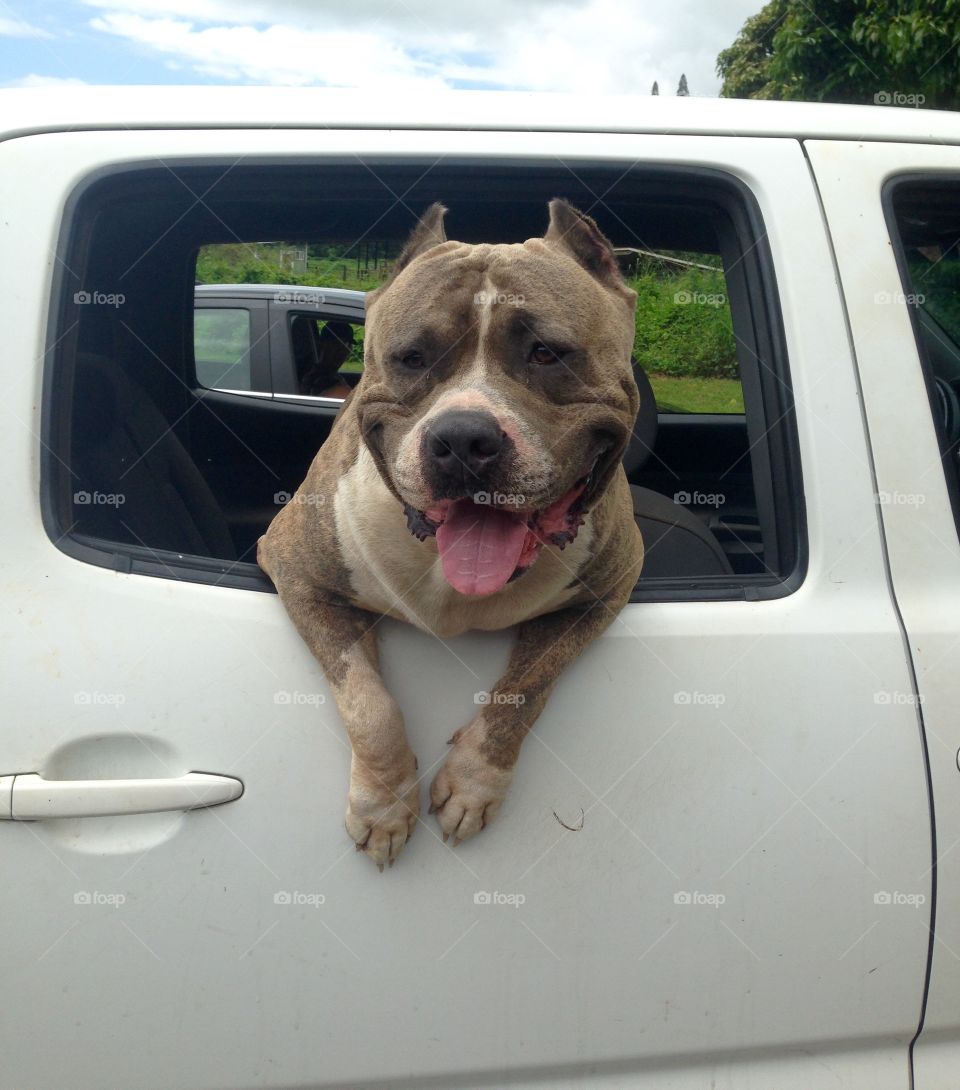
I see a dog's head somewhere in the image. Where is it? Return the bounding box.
[355,199,639,597]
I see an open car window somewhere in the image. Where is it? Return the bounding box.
[43,160,803,601]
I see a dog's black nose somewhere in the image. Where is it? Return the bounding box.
[426,410,506,482]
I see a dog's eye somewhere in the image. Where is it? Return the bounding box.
[529,343,562,366]
[398,350,425,370]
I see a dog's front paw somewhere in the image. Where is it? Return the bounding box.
[429,726,514,845]
[345,756,420,871]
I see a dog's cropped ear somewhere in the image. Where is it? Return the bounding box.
[544,199,624,289]
[392,203,448,276]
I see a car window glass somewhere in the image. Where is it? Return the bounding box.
[889,179,960,525]
[289,315,362,397]
[194,308,252,390]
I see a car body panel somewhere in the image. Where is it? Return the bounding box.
[808,137,960,1090]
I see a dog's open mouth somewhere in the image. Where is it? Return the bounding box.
[403,468,596,597]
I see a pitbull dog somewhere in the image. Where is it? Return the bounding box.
[257,200,644,869]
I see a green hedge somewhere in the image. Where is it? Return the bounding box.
[628,266,739,380]
[195,245,386,292]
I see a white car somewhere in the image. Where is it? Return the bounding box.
[1,87,959,1090]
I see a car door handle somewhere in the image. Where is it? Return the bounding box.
[0,772,243,820]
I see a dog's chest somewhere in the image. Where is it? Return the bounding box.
[333,451,591,637]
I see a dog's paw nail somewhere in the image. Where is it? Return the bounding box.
[355,842,364,852]
[388,858,394,869]
[377,863,384,873]
[414,757,419,770]
[428,803,437,814]
[453,837,462,847]
[442,832,449,844]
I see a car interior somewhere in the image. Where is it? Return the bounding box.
[45,161,802,601]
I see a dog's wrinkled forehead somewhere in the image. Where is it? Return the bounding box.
[363,200,637,413]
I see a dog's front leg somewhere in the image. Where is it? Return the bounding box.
[429,576,635,844]
[270,578,419,869]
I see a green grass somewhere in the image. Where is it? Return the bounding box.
[649,374,744,414]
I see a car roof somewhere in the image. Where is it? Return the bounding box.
[1,87,959,146]
[195,284,365,307]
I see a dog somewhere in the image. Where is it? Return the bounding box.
[257,199,644,869]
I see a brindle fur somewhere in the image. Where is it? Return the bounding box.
[258,200,643,868]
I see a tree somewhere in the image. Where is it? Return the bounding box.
[717,0,960,110]
[652,80,659,95]
[677,73,689,96]
[715,0,790,99]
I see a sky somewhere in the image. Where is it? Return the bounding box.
[0,0,761,96]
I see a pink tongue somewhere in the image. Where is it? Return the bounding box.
[435,500,529,596]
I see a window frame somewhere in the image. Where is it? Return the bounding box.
[41,155,806,602]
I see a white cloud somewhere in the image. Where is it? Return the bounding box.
[82,0,565,35]
[85,0,759,95]
[89,13,448,89]
[448,0,714,96]
[0,16,53,38]
[4,74,89,87]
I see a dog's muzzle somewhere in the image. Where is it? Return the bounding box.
[422,410,510,497]
[404,457,603,599]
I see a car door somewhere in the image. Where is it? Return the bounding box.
[808,137,960,1090]
[0,120,930,1089]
